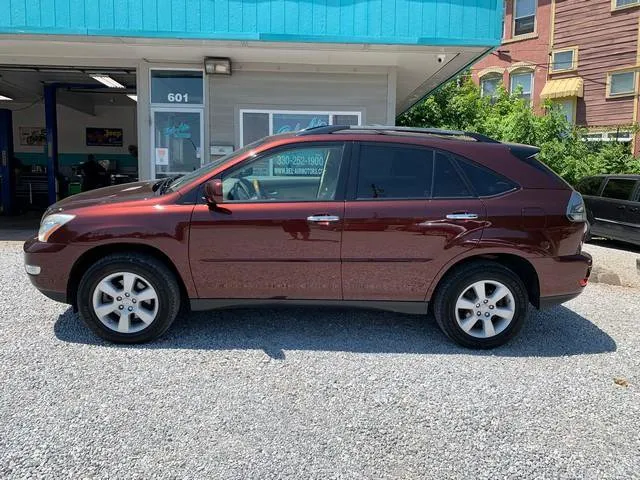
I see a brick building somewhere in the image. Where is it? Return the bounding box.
[472,0,640,150]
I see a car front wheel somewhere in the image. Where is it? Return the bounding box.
[433,262,528,349]
[77,253,181,343]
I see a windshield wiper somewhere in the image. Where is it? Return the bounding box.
[153,176,176,195]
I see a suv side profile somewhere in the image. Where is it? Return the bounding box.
[577,174,640,247]
[25,126,592,349]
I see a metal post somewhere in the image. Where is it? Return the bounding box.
[0,109,14,215]
[44,84,59,206]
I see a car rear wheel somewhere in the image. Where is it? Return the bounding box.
[77,253,181,343]
[433,262,528,349]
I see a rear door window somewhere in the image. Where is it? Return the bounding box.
[432,153,473,198]
[601,178,637,201]
[576,177,604,196]
[356,144,434,199]
[456,158,518,197]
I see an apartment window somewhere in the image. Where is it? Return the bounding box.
[553,99,576,124]
[514,0,536,36]
[551,49,577,73]
[480,75,501,99]
[608,71,636,98]
[614,0,640,9]
[239,110,361,146]
[510,71,533,103]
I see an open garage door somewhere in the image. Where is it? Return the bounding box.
[0,66,137,216]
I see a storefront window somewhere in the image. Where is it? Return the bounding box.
[240,110,361,146]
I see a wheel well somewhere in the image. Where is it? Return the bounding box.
[67,243,190,310]
[431,254,540,308]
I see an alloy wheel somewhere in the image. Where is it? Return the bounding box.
[91,272,159,334]
[454,280,516,339]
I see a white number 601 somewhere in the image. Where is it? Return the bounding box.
[167,93,189,103]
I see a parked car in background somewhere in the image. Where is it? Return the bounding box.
[24,126,592,349]
[577,174,640,247]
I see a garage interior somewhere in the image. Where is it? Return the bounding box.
[0,66,138,217]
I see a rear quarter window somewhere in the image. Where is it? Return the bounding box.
[455,157,518,197]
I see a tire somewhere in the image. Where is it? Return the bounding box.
[77,253,181,343]
[432,261,528,349]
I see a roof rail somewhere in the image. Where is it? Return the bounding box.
[296,125,500,143]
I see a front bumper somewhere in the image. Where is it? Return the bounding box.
[536,252,592,308]
[23,237,81,305]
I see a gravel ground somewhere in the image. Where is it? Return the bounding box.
[1,240,639,479]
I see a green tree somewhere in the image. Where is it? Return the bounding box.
[398,76,640,185]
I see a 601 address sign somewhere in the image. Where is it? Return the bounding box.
[167,93,189,103]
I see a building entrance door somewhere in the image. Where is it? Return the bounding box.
[151,108,203,178]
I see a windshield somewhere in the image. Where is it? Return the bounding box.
[166,138,268,192]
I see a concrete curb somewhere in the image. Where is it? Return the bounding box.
[589,266,622,287]
[583,244,640,289]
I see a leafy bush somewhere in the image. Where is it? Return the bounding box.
[397,77,640,185]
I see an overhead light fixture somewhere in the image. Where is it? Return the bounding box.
[89,74,126,89]
[127,94,138,102]
[204,57,232,75]
[0,94,12,101]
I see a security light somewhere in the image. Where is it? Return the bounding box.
[204,57,232,75]
[89,74,126,89]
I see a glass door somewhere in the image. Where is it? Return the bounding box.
[151,108,203,178]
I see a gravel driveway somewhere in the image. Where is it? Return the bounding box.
[1,240,639,479]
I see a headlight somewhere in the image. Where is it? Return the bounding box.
[38,214,75,242]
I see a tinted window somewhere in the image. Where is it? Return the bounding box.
[601,178,637,201]
[576,177,603,196]
[457,158,517,196]
[356,144,433,199]
[433,153,472,198]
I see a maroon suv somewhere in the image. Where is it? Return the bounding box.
[24,126,592,348]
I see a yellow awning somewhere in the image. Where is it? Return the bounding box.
[540,77,584,99]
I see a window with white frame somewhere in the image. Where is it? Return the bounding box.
[614,0,639,9]
[552,99,576,124]
[582,130,633,142]
[480,75,501,99]
[608,71,636,97]
[510,70,533,103]
[514,0,536,36]
[240,110,362,146]
[551,49,577,73]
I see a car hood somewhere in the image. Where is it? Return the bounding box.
[44,181,159,216]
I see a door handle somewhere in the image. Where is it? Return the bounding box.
[307,215,341,223]
[446,213,479,220]
[617,205,626,210]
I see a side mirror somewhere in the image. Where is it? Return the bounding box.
[203,179,224,207]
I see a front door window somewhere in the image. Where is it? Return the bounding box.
[221,145,345,202]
